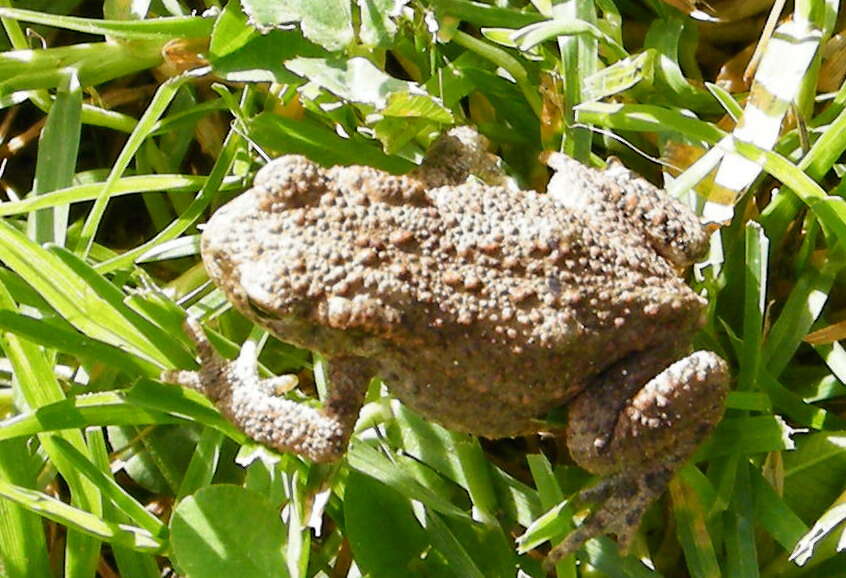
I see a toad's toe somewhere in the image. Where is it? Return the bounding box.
[545,466,672,568]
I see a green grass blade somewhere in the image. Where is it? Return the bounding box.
[0,221,192,366]
[28,70,81,246]
[527,454,575,577]
[346,442,469,519]
[176,428,223,499]
[76,71,200,257]
[724,462,761,578]
[763,261,834,377]
[510,16,626,59]
[0,311,160,377]
[0,439,51,578]
[739,223,768,391]
[424,511,488,578]
[0,394,181,442]
[49,437,166,537]
[670,476,720,578]
[0,277,103,578]
[576,101,725,143]
[0,41,164,96]
[95,129,245,273]
[752,469,807,551]
[123,379,244,439]
[0,7,212,39]
[695,416,798,459]
[715,18,823,192]
[0,479,163,553]
[0,175,240,217]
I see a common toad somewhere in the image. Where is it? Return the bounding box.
[164,128,729,561]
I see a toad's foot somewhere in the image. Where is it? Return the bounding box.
[544,467,672,570]
[161,318,372,463]
[548,350,729,565]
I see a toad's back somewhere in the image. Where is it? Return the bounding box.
[201,158,705,436]
[167,129,728,560]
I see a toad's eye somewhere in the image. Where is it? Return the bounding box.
[245,296,277,320]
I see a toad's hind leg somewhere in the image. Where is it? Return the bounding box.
[162,319,372,463]
[549,349,729,564]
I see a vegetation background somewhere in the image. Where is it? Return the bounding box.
[0,0,845,577]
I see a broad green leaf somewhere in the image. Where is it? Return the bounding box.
[209,0,257,59]
[427,0,544,28]
[344,469,432,577]
[287,57,451,122]
[247,112,411,172]
[212,30,325,84]
[381,89,453,122]
[171,485,288,577]
[784,432,846,523]
[107,425,201,496]
[241,0,353,51]
[695,416,798,459]
[358,0,405,47]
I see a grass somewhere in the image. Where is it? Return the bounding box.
[0,0,845,577]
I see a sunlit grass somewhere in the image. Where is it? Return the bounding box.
[1,1,845,577]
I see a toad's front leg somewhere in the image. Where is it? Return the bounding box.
[162,319,373,463]
[549,349,729,564]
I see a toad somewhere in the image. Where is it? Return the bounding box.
[163,128,729,561]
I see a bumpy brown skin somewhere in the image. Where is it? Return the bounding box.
[165,128,729,561]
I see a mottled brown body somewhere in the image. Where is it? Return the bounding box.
[166,128,729,560]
